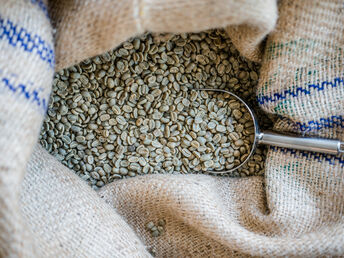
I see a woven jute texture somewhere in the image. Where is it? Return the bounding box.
[0,0,343,257]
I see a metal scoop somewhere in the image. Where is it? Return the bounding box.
[197,88,344,173]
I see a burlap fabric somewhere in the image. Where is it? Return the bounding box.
[0,0,343,257]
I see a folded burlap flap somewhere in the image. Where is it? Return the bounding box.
[0,0,342,257]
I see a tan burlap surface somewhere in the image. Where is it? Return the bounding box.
[0,0,343,257]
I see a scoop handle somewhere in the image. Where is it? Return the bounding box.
[258,131,344,155]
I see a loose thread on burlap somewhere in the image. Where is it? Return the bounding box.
[271,146,344,166]
[0,15,55,67]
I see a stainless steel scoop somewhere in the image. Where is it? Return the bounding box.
[197,88,344,173]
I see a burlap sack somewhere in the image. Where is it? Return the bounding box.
[0,0,343,257]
